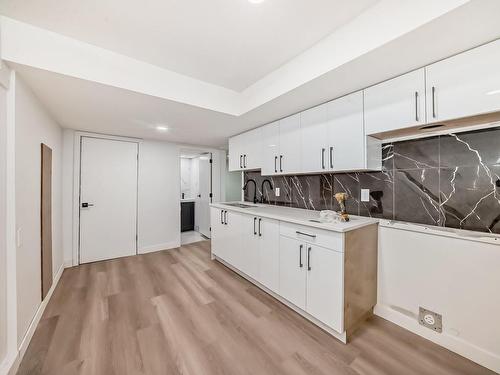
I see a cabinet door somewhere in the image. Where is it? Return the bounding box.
[426,40,500,123]
[261,121,280,175]
[224,210,243,267]
[228,135,243,171]
[300,104,328,173]
[279,236,306,310]
[239,215,260,280]
[306,245,343,333]
[210,208,224,258]
[364,68,425,135]
[258,218,280,293]
[278,114,301,174]
[326,91,366,171]
[243,128,262,170]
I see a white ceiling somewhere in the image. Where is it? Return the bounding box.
[0,0,377,91]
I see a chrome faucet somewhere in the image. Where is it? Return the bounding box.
[260,179,273,203]
[242,179,258,204]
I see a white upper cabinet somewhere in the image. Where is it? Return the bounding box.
[326,91,370,171]
[426,39,500,123]
[228,135,243,171]
[261,115,301,176]
[278,114,301,175]
[261,121,280,175]
[242,127,262,170]
[300,103,329,173]
[228,127,262,171]
[364,68,426,135]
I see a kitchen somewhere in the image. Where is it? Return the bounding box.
[0,1,499,375]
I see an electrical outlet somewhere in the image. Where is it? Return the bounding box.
[275,187,280,197]
[419,307,442,333]
[361,189,370,202]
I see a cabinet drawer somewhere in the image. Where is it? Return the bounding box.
[279,222,343,251]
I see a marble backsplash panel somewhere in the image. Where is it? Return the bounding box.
[244,126,500,234]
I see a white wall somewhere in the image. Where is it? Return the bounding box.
[138,141,181,253]
[14,75,63,346]
[0,69,8,369]
[375,223,500,373]
[180,157,200,200]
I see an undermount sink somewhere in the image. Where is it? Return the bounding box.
[224,203,256,208]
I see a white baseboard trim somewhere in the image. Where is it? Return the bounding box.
[138,241,180,254]
[2,264,65,375]
[374,304,500,374]
[0,353,17,375]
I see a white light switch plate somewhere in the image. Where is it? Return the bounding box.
[361,189,370,202]
[275,187,280,197]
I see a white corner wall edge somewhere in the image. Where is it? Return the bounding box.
[374,304,500,374]
[1,264,65,375]
[138,241,181,255]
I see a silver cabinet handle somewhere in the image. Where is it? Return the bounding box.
[221,210,224,224]
[299,244,303,268]
[81,202,94,208]
[274,156,278,173]
[239,155,243,169]
[258,218,262,237]
[244,154,247,168]
[280,155,283,173]
[253,217,257,235]
[415,91,419,122]
[321,148,325,169]
[307,247,312,271]
[224,210,228,225]
[432,86,436,119]
[296,230,316,238]
[330,147,334,169]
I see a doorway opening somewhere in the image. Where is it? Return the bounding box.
[180,149,212,245]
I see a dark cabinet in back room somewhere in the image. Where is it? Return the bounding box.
[181,201,195,232]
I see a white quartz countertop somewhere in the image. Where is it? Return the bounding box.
[210,202,379,233]
[181,198,196,203]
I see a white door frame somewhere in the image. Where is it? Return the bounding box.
[71,132,141,266]
[178,146,226,236]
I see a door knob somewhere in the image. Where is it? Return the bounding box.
[81,202,94,208]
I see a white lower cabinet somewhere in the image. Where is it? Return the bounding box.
[211,206,378,341]
[241,215,280,292]
[258,218,280,293]
[305,244,343,333]
[210,207,243,265]
[279,237,343,332]
[240,215,261,280]
[279,236,307,310]
[210,208,226,260]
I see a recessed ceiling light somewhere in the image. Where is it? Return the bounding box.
[248,0,265,4]
[486,89,500,95]
[156,125,169,132]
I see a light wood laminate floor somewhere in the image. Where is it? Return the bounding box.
[17,240,494,375]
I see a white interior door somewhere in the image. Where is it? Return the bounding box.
[79,137,138,264]
[195,154,212,238]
